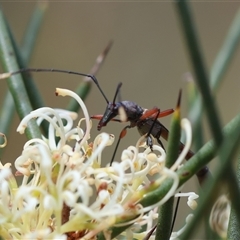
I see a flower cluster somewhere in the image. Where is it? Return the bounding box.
[0,88,197,239]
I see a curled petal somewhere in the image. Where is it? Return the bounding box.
[0,133,7,148]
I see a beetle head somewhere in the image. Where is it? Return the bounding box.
[94,82,123,131]
[97,102,119,130]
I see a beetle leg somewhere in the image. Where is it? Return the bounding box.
[146,135,154,151]
[140,107,159,120]
[157,138,165,150]
[140,108,174,121]
[110,125,132,166]
[145,109,163,151]
[155,108,174,118]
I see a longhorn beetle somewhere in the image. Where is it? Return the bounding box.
[90,82,179,165]
[88,79,209,183]
[0,68,209,183]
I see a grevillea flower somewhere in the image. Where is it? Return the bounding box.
[0,88,196,240]
[209,194,230,238]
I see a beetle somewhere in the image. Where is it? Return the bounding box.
[1,68,174,153]
[89,80,209,183]
[0,68,209,183]
[90,82,176,163]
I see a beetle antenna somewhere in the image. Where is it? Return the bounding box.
[0,68,110,103]
[90,75,109,103]
[117,85,122,102]
[112,82,122,104]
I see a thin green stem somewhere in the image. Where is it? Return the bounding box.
[210,8,240,90]
[175,0,223,147]
[21,2,48,63]
[186,77,204,150]
[188,8,240,143]
[155,197,174,240]
[0,9,41,139]
[0,3,47,151]
[7,8,46,112]
[155,96,181,239]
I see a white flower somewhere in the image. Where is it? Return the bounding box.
[209,194,230,238]
[0,88,195,239]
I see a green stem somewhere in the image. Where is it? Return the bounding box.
[175,0,223,147]
[7,7,46,111]
[0,3,47,152]
[188,8,240,145]
[210,8,240,90]
[20,2,48,63]
[155,197,174,240]
[155,95,181,239]
[0,9,41,139]
[186,79,204,150]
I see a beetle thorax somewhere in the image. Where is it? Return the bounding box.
[118,101,144,123]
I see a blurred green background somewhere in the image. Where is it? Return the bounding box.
[0,1,239,237]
